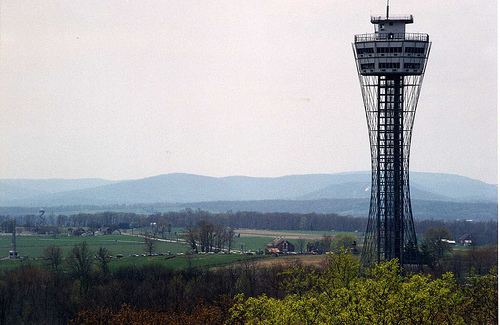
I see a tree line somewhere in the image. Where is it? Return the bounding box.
[185,220,235,253]
[1,209,496,245]
[0,241,494,324]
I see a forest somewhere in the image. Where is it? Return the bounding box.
[0,246,494,324]
[0,210,495,323]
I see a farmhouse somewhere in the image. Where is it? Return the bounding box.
[459,234,473,246]
[265,238,295,254]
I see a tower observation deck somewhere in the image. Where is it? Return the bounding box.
[353,6,430,266]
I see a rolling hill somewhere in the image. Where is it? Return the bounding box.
[0,172,496,206]
[0,172,496,220]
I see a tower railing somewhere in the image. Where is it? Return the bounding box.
[370,15,413,23]
[354,32,429,42]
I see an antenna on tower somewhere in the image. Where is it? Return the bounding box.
[386,0,390,19]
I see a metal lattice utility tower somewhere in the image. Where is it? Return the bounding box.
[352,5,430,266]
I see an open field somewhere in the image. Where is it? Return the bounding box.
[0,234,190,258]
[0,233,269,271]
[0,227,361,270]
[236,229,361,240]
[0,251,264,272]
[109,253,263,271]
[233,229,364,252]
[233,236,275,251]
[0,230,476,272]
[237,229,331,240]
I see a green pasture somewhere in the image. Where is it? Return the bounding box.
[231,237,309,252]
[0,229,366,271]
[233,236,273,252]
[0,234,189,259]
[108,253,263,271]
[0,234,265,271]
[0,251,263,272]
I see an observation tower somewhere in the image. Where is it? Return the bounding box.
[352,3,430,266]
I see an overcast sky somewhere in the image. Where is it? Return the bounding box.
[0,1,497,183]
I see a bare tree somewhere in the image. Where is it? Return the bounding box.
[186,225,198,253]
[214,224,225,252]
[43,245,63,272]
[185,222,234,254]
[159,223,166,239]
[144,234,156,256]
[297,237,306,254]
[198,220,215,252]
[88,221,99,236]
[96,246,111,275]
[67,242,93,292]
[225,227,235,253]
[185,251,194,269]
[321,235,333,253]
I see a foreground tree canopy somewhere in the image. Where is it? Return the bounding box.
[230,252,497,325]
[0,243,495,324]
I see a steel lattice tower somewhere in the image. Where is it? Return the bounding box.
[353,5,430,266]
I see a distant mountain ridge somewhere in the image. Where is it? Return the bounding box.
[0,172,496,208]
[0,178,115,194]
[296,181,452,201]
[178,198,497,220]
[0,178,116,202]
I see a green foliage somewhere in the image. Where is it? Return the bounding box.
[278,263,318,296]
[462,267,498,324]
[229,253,490,325]
[0,247,494,324]
[277,251,359,298]
[322,250,360,289]
[331,233,357,252]
[421,227,453,268]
